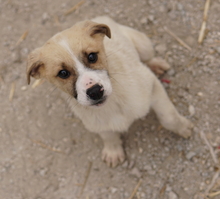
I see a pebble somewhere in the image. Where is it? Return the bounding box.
[185,36,196,46]
[130,167,142,178]
[186,151,196,160]
[215,46,220,54]
[140,17,148,24]
[144,165,156,175]
[177,3,184,11]
[188,105,195,116]
[39,167,48,176]
[155,43,167,55]
[148,15,155,22]
[11,51,22,63]
[42,12,49,24]
[143,165,152,171]
[167,68,175,76]
[197,92,203,97]
[139,147,143,154]
[121,160,128,168]
[128,159,135,169]
[194,194,204,199]
[168,191,178,199]
[21,86,27,91]
[110,187,117,194]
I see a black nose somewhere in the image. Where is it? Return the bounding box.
[86,84,104,100]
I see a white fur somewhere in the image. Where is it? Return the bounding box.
[35,16,192,167]
[66,17,192,167]
[58,38,112,106]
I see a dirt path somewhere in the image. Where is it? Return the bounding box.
[0,0,220,198]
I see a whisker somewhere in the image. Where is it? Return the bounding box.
[109,76,124,89]
[109,72,128,76]
[48,85,58,94]
[106,46,123,58]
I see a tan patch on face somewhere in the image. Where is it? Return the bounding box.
[27,20,111,99]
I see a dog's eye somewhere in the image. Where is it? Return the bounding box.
[88,53,98,63]
[57,70,70,79]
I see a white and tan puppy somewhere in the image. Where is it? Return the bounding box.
[27,16,192,167]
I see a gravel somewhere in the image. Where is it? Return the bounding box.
[0,0,219,198]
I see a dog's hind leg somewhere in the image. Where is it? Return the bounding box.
[150,77,193,138]
[98,131,125,168]
[119,25,170,76]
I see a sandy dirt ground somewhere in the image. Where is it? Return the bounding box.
[0,0,220,198]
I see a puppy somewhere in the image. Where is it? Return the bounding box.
[27,16,192,167]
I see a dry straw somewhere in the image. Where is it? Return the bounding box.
[198,0,211,44]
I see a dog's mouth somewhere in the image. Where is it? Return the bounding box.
[91,96,107,106]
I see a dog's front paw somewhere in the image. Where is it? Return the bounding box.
[176,117,193,139]
[101,144,125,168]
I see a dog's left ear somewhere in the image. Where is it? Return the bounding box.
[90,24,111,39]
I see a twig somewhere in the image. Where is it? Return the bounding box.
[15,30,28,47]
[186,57,198,67]
[9,82,16,102]
[0,75,4,84]
[208,190,220,198]
[128,179,142,199]
[79,161,93,197]
[200,131,218,164]
[164,26,192,51]
[64,0,85,16]
[53,15,61,27]
[31,139,65,154]
[159,184,166,197]
[204,171,220,196]
[32,79,44,89]
[198,0,211,44]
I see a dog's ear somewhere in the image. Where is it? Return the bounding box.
[26,48,45,85]
[90,23,111,39]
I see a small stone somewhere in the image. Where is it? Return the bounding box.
[42,12,49,24]
[121,160,128,168]
[176,144,183,152]
[186,151,196,160]
[194,194,204,199]
[104,8,110,13]
[177,3,183,11]
[168,191,178,199]
[167,69,175,76]
[139,147,143,154]
[185,36,196,46]
[110,187,117,194]
[130,167,142,178]
[39,167,48,176]
[148,170,156,175]
[128,159,135,169]
[140,17,148,24]
[148,15,155,22]
[11,51,22,63]
[188,105,195,116]
[21,86,27,91]
[143,165,152,171]
[155,43,167,55]
[215,47,220,54]
[197,92,203,97]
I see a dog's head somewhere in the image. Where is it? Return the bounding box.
[27,20,112,106]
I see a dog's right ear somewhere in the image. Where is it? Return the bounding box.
[26,48,45,85]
